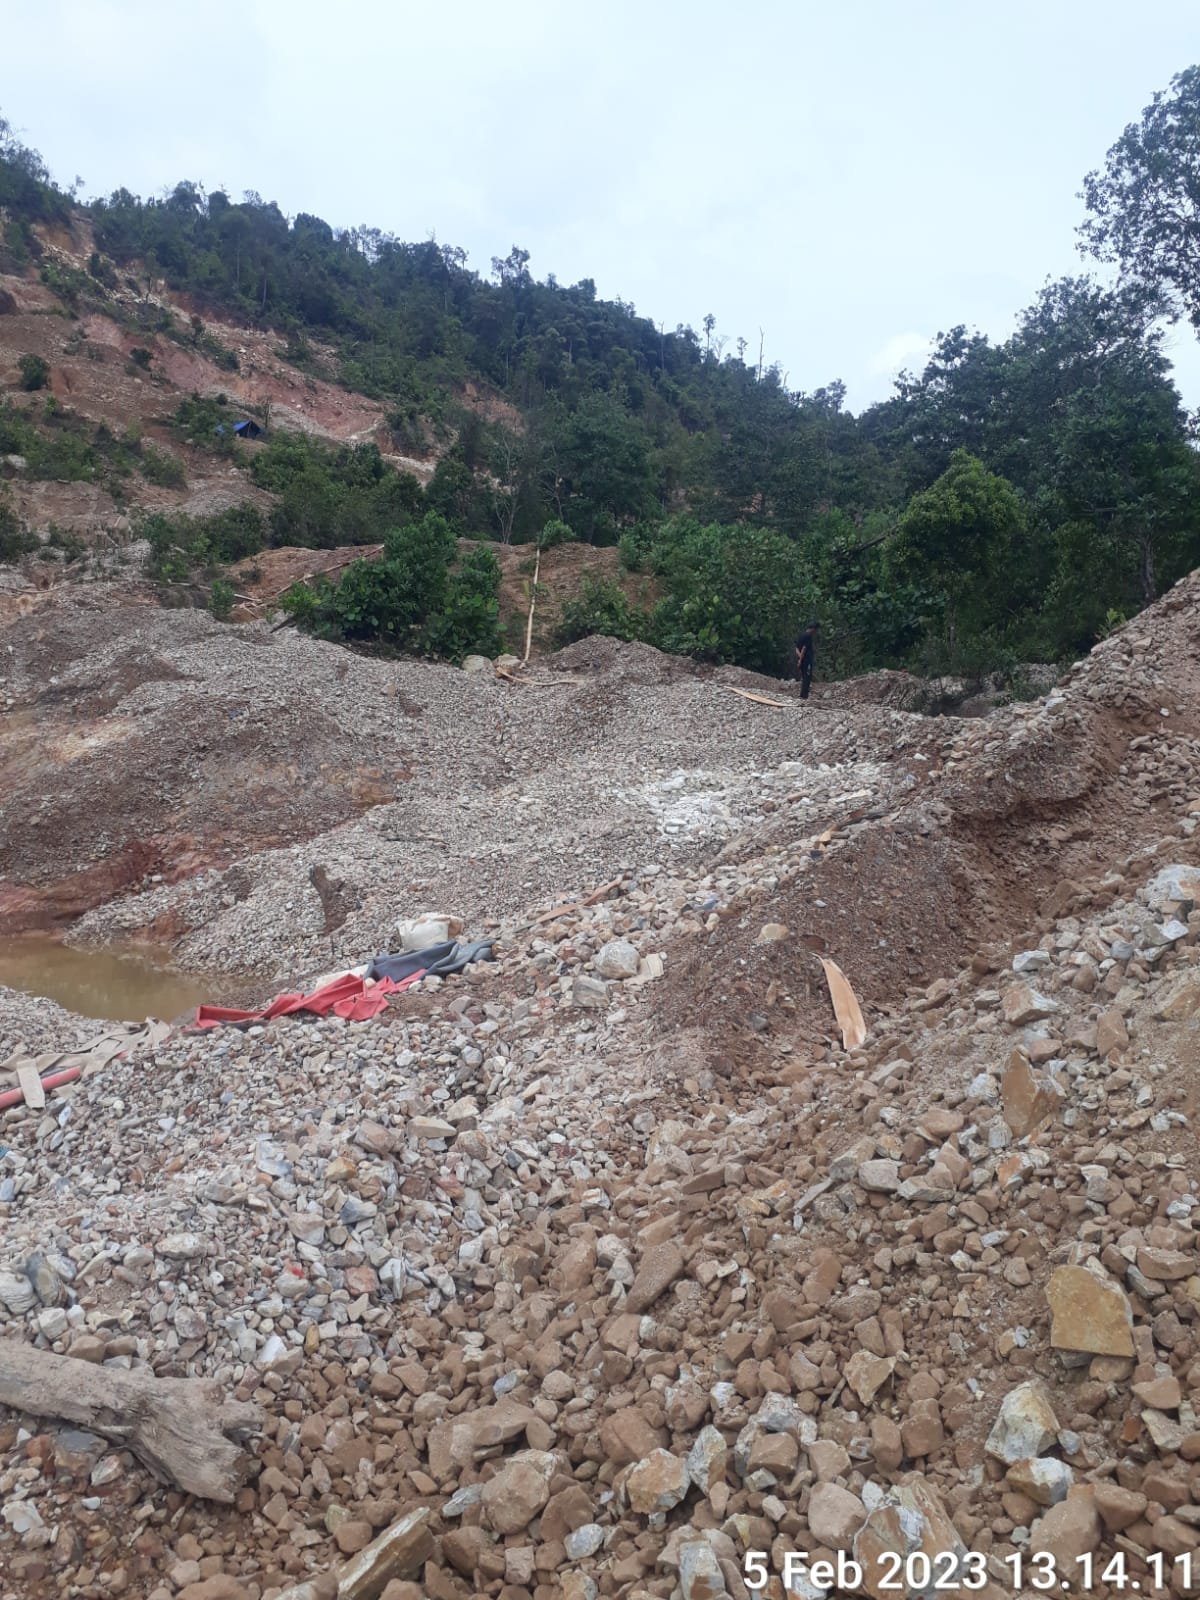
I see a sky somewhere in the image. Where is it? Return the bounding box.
[5,0,1200,412]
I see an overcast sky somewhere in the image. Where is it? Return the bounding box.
[6,1,1200,411]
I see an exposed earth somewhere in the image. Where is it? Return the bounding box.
[3,235,1200,1600]
[2,555,1200,1600]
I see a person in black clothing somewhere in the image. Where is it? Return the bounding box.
[794,622,819,699]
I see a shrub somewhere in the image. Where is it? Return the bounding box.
[556,574,647,645]
[208,578,235,620]
[17,353,49,391]
[250,433,424,548]
[139,443,186,488]
[0,500,36,562]
[141,503,265,579]
[280,514,501,661]
[421,545,503,661]
[129,346,153,370]
[538,518,575,551]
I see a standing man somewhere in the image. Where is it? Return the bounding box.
[794,621,819,699]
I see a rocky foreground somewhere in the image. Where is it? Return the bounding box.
[3,579,1200,1600]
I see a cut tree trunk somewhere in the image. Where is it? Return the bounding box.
[0,1342,263,1502]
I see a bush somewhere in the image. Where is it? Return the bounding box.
[421,545,503,661]
[18,353,49,391]
[139,443,186,488]
[208,577,235,620]
[556,574,647,645]
[251,433,424,548]
[641,518,816,673]
[0,500,36,562]
[129,346,153,370]
[141,503,265,579]
[281,514,501,661]
[538,518,575,551]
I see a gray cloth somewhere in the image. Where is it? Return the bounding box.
[366,939,494,984]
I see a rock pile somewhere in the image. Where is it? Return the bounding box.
[5,574,1200,1597]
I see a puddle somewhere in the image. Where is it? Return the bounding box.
[0,936,213,1022]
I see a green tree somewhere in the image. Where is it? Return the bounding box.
[889,451,1025,661]
[1080,66,1200,328]
[17,353,49,391]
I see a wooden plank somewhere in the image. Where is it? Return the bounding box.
[16,1062,45,1110]
[726,686,790,709]
[818,957,868,1051]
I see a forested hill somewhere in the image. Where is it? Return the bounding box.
[3,69,1200,679]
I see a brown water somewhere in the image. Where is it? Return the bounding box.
[0,936,214,1023]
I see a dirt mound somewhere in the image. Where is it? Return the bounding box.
[3,571,1200,1598]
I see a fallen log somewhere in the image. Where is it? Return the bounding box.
[0,1343,263,1502]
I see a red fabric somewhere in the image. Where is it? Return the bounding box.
[194,970,421,1030]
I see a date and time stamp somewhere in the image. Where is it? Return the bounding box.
[742,1549,1197,1593]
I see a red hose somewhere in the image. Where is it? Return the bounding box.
[0,1066,82,1112]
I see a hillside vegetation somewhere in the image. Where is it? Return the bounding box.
[3,71,1200,678]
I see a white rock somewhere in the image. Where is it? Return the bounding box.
[594,939,640,980]
[0,1271,36,1316]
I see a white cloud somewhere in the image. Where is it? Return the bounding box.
[869,333,933,379]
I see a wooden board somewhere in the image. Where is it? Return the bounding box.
[726,686,789,709]
[818,957,868,1051]
[15,1063,44,1110]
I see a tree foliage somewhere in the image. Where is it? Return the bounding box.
[1080,66,1200,328]
[3,94,1200,680]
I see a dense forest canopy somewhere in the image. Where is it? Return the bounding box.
[3,74,1200,678]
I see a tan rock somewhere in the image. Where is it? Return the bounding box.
[1092,1482,1147,1532]
[900,1400,944,1459]
[1095,1007,1129,1058]
[550,1234,597,1293]
[560,1576,598,1600]
[1002,984,1059,1026]
[480,1451,557,1536]
[1046,1264,1134,1357]
[1155,974,1200,1019]
[539,1484,592,1543]
[625,1241,685,1313]
[1001,1051,1065,1138]
[789,1349,822,1392]
[854,1478,967,1600]
[1151,1515,1195,1557]
[337,1508,433,1600]
[845,1351,896,1405]
[441,1526,487,1579]
[1136,1247,1194,1282]
[1006,1457,1073,1506]
[807,1481,866,1551]
[599,1406,666,1464]
[427,1399,536,1478]
[1029,1488,1102,1567]
[808,1439,851,1482]
[870,1416,904,1472]
[747,1431,799,1475]
[176,1581,251,1600]
[1132,1374,1182,1410]
[802,1248,842,1305]
[625,1449,690,1514]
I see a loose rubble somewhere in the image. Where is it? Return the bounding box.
[4,576,1200,1598]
